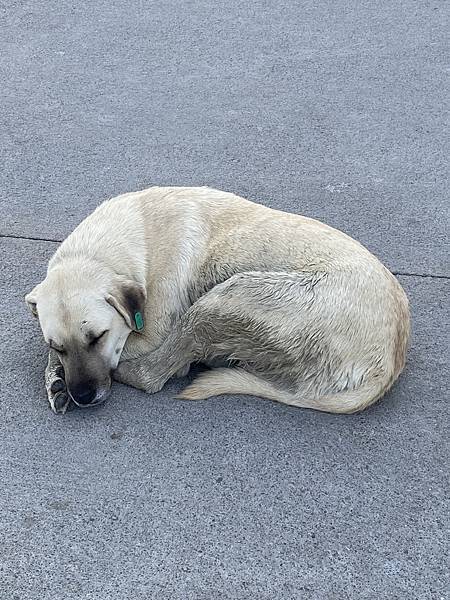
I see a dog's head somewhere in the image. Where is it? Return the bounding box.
[25,264,146,407]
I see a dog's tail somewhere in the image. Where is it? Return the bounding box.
[177,368,392,414]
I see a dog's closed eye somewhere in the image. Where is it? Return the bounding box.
[49,340,66,355]
[89,330,108,346]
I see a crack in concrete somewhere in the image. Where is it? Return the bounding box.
[1,233,449,281]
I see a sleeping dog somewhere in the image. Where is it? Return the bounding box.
[25,186,410,414]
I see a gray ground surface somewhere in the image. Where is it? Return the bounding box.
[0,1,448,599]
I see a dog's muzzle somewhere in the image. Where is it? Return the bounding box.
[70,386,110,408]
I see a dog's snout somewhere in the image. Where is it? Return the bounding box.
[71,386,97,406]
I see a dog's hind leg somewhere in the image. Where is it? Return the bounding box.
[113,271,323,398]
[45,350,71,414]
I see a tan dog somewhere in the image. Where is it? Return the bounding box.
[25,186,410,414]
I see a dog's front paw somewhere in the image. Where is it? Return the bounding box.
[45,363,71,414]
[113,360,133,386]
[114,361,165,395]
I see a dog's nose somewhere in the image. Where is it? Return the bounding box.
[71,387,96,406]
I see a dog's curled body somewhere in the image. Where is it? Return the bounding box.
[27,186,410,413]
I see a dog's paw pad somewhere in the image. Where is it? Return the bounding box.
[45,362,70,414]
[50,378,66,394]
[51,392,71,414]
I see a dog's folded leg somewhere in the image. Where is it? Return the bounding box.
[175,364,191,378]
[113,322,196,394]
[113,359,166,394]
[45,349,71,414]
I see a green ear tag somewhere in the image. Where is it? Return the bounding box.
[134,311,144,331]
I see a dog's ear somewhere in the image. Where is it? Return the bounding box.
[106,280,147,332]
[24,285,40,318]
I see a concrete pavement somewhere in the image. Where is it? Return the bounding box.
[1,2,448,598]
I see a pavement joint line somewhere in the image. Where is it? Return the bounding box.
[1,233,62,244]
[1,233,449,281]
[393,271,450,280]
